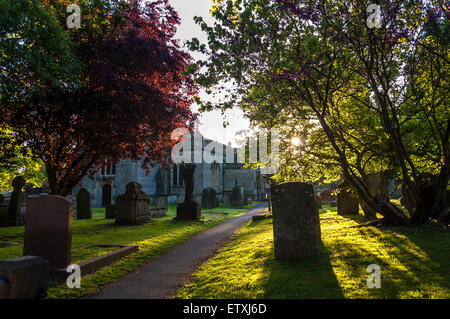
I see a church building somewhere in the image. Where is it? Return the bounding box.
[72,133,265,207]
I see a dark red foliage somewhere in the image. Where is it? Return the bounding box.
[3,0,198,196]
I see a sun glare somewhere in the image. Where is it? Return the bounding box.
[291,137,301,147]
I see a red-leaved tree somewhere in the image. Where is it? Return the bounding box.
[1,0,198,196]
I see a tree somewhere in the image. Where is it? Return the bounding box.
[0,0,82,116]
[187,0,449,225]
[0,126,47,192]
[1,0,198,196]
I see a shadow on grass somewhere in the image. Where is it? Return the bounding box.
[262,241,344,299]
[384,224,450,297]
[323,224,450,298]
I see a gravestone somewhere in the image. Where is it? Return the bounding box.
[116,182,151,225]
[175,164,201,221]
[231,186,247,207]
[0,256,49,299]
[151,196,168,218]
[1,176,26,227]
[202,188,218,209]
[76,188,92,220]
[319,190,336,206]
[23,196,73,269]
[272,182,321,260]
[105,204,117,219]
[223,191,232,206]
[337,185,359,215]
[156,196,168,209]
[360,173,388,218]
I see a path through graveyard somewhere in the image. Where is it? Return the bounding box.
[89,203,268,299]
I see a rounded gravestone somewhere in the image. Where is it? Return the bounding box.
[23,195,73,268]
[76,188,92,220]
[337,186,359,215]
[272,182,321,260]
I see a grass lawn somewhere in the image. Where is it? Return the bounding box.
[176,206,450,299]
[0,202,262,299]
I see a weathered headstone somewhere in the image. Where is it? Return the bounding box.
[105,204,117,219]
[23,196,73,269]
[175,164,201,221]
[223,191,232,206]
[319,190,336,206]
[1,176,26,227]
[272,182,321,260]
[360,173,388,218]
[231,186,247,206]
[337,186,359,215]
[202,188,218,209]
[151,196,168,218]
[76,188,92,220]
[156,196,168,209]
[116,182,151,225]
[0,256,49,299]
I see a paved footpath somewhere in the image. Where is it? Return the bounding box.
[90,203,268,299]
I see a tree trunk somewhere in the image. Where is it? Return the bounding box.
[411,182,448,225]
[45,164,58,196]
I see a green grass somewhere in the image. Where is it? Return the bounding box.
[0,202,262,299]
[176,206,450,299]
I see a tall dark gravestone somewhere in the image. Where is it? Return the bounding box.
[76,188,92,220]
[202,188,218,209]
[272,182,321,260]
[105,204,117,219]
[23,196,73,269]
[231,186,247,206]
[175,164,201,221]
[116,182,151,225]
[1,176,26,227]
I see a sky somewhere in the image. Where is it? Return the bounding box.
[168,0,250,147]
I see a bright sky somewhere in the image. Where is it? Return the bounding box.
[169,0,250,147]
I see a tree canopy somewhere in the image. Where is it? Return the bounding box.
[1,0,198,196]
[188,0,449,225]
